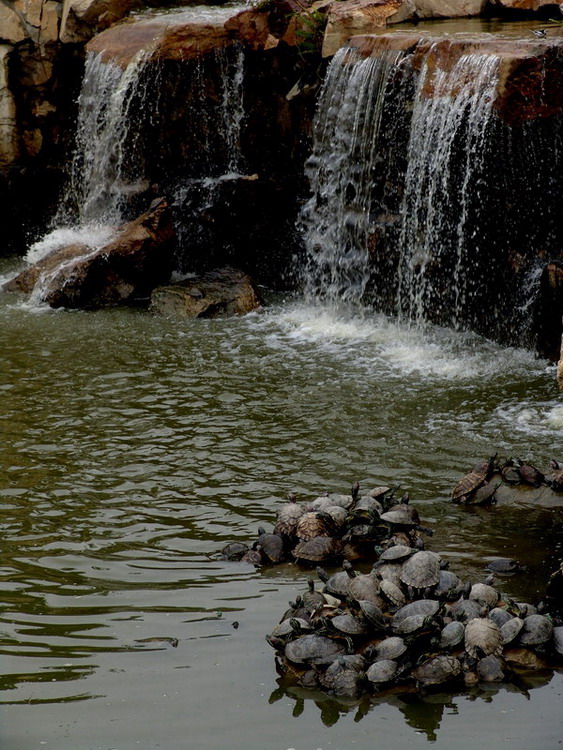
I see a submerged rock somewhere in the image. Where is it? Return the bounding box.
[149,267,262,319]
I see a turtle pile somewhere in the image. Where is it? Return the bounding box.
[221,485,433,567]
[267,553,563,699]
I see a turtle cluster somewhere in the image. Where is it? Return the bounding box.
[221,485,433,567]
[267,551,563,699]
[451,455,563,505]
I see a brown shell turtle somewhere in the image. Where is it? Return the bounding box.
[464,615,503,659]
[274,494,305,537]
[400,551,441,595]
[292,536,343,564]
[451,454,496,503]
[412,655,462,687]
[296,511,336,541]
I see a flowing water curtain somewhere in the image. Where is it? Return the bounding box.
[396,50,500,330]
[217,43,246,175]
[59,48,162,227]
[301,43,407,306]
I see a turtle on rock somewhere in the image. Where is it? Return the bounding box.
[451,454,496,504]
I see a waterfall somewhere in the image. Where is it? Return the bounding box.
[300,43,409,305]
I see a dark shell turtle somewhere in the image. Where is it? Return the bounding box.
[347,571,382,605]
[279,596,310,624]
[464,616,503,659]
[466,480,500,506]
[438,621,465,651]
[376,562,403,589]
[324,505,348,529]
[517,461,545,487]
[550,459,563,491]
[328,612,369,637]
[500,616,525,646]
[413,655,462,686]
[434,570,464,600]
[302,578,327,611]
[451,454,496,503]
[293,536,343,564]
[355,600,387,630]
[366,658,399,685]
[393,599,441,623]
[400,551,441,591]
[518,614,553,646]
[449,595,482,623]
[392,613,438,637]
[326,493,355,510]
[241,548,264,566]
[552,625,563,656]
[486,558,522,574]
[476,654,504,682]
[285,633,346,666]
[379,578,406,608]
[269,617,312,641]
[488,607,514,628]
[319,656,366,697]
[316,562,352,598]
[374,544,413,566]
[372,636,407,661]
[353,495,385,515]
[256,527,286,564]
[296,511,336,541]
[274,495,305,537]
[469,582,499,608]
[503,647,549,670]
[220,541,250,561]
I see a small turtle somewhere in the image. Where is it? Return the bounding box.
[379,578,406,608]
[319,656,366,697]
[451,454,496,503]
[464,616,503,659]
[501,459,522,485]
[274,494,305,537]
[302,578,326,611]
[354,495,385,515]
[466,480,500,506]
[279,596,310,624]
[504,647,549,670]
[326,493,355,510]
[285,633,347,666]
[517,460,545,487]
[500,616,525,646]
[488,607,514,628]
[552,625,563,656]
[292,536,343,564]
[373,545,414,567]
[438,620,465,651]
[518,614,553,647]
[449,592,482,623]
[269,617,312,642]
[434,570,464,601]
[347,570,382,606]
[366,658,399,685]
[355,599,387,631]
[393,599,441,623]
[326,612,369,637]
[255,527,286,564]
[220,541,250,561]
[476,654,504,682]
[316,562,352,598]
[372,636,407,662]
[376,562,404,589]
[550,459,563,491]
[400,551,441,595]
[469,582,499,608]
[485,558,522,575]
[412,655,462,687]
[241,548,264,566]
[324,505,348,530]
[296,511,337,541]
[392,613,438,637]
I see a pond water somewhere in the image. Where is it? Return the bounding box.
[1,269,562,749]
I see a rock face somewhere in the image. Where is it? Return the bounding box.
[415,0,487,17]
[150,267,262,318]
[322,0,410,57]
[4,198,176,308]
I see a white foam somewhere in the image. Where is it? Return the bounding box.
[491,401,563,438]
[25,225,116,265]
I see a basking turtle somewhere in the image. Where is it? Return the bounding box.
[376,562,404,589]
[319,656,367,697]
[393,599,441,623]
[325,612,369,638]
[379,578,406,608]
[451,454,496,503]
[392,613,438,637]
[274,494,305,537]
[437,620,465,651]
[400,551,441,596]
[412,655,462,687]
[500,616,525,646]
[347,569,382,606]
[285,633,347,666]
[488,606,514,628]
[373,545,413,567]
[550,459,563,491]
[466,480,500,506]
[371,636,407,662]
[255,527,286,564]
[366,658,399,686]
[464,616,503,659]
[302,578,327,612]
[292,536,343,564]
[476,654,504,682]
[501,458,522,485]
[469,582,499,608]
[316,562,352,598]
[449,591,482,623]
[380,508,433,537]
[434,570,464,601]
[296,511,337,541]
[220,541,250,561]
[269,617,312,643]
[485,558,522,575]
[517,460,545,487]
[279,596,310,624]
[355,599,387,631]
[518,614,553,647]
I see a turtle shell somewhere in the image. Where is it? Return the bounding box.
[376,562,403,589]
[392,613,436,636]
[476,654,504,682]
[400,551,441,590]
[413,655,462,686]
[469,583,499,608]
[518,614,553,646]
[319,567,352,598]
[394,599,441,623]
[464,617,503,659]
[366,659,398,685]
[376,545,413,564]
[380,509,418,527]
[438,621,465,650]
[293,536,343,564]
[356,600,386,630]
[348,573,381,605]
[270,617,312,640]
[450,597,482,623]
[256,530,286,564]
[380,579,406,608]
[373,636,407,661]
[221,541,250,561]
[285,634,346,665]
[488,607,514,628]
[319,657,366,695]
[330,613,369,636]
[434,570,464,600]
[296,512,334,540]
[486,558,521,574]
[451,456,494,502]
[275,498,305,536]
[500,617,524,646]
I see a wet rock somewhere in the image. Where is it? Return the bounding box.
[0,46,19,167]
[5,198,176,308]
[492,0,560,10]
[60,0,136,44]
[150,267,262,319]
[414,0,487,16]
[0,4,27,44]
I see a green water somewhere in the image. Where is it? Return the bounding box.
[1,274,562,749]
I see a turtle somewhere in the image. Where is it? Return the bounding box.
[319,656,367,697]
[355,599,387,631]
[347,570,382,606]
[292,536,343,564]
[279,596,310,624]
[373,544,414,567]
[241,547,264,566]
[302,578,327,611]
[469,582,499,608]
[550,459,563,491]
[451,454,496,503]
[400,551,441,596]
[517,460,545,487]
[449,592,482,623]
[464,616,503,659]
[353,495,385,515]
[500,616,525,646]
[437,620,465,651]
[412,655,462,686]
[488,606,514,628]
[285,633,347,666]
[255,527,286,564]
[375,562,404,589]
[434,570,464,601]
[325,612,369,638]
[517,614,553,647]
[366,658,399,685]
[466,480,500,506]
[485,558,523,575]
[393,599,441,624]
[316,562,352,598]
[380,509,433,537]
[269,617,312,642]
[220,541,250,561]
[296,511,337,541]
[371,636,407,662]
[379,578,406,608]
[503,647,549,670]
[552,625,563,656]
[324,505,348,530]
[501,459,522,485]
[476,654,504,682]
[326,493,355,510]
[392,613,438,637]
[274,494,305,537]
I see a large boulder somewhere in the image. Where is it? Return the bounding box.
[414,0,487,17]
[150,267,262,318]
[4,198,176,308]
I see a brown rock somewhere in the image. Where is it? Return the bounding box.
[322,0,411,58]
[492,0,558,9]
[0,5,27,44]
[150,267,262,319]
[60,0,135,44]
[5,199,176,309]
[414,0,487,17]
[0,46,19,167]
